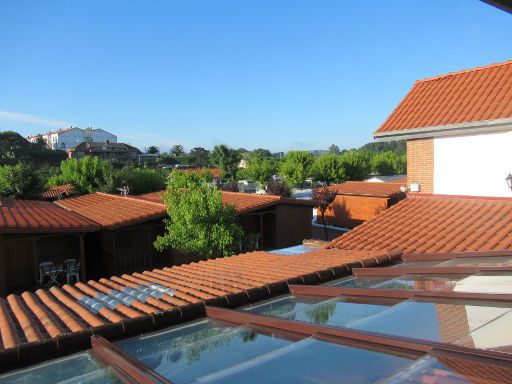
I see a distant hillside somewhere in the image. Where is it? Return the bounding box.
[359,140,406,156]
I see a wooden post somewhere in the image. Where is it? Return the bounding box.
[112,231,117,275]
[32,239,39,290]
[79,233,86,281]
[0,239,7,296]
[259,213,264,249]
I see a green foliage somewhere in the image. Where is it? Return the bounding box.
[154,184,243,259]
[211,144,241,181]
[311,153,345,184]
[170,144,185,157]
[243,155,279,186]
[266,179,292,197]
[360,140,406,156]
[48,157,114,193]
[167,169,213,190]
[370,151,406,176]
[251,148,272,158]
[328,144,340,154]
[187,147,211,167]
[114,166,165,195]
[279,150,314,187]
[0,163,44,199]
[147,146,160,155]
[339,150,372,181]
[0,131,31,165]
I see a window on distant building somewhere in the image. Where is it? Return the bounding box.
[61,143,66,148]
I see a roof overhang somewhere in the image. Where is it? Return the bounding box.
[374,117,512,141]
[482,0,512,14]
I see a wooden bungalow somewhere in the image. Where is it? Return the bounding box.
[0,199,100,295]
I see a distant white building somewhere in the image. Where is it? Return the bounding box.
[28,127,117,150]
[365,175,406,183]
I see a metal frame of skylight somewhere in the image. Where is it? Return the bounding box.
[403,250,512,261]
[351,266,512,276]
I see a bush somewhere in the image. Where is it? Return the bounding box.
[279,151,314,187]
[114,166,166,195]
[0,163,44,199]
[266,179,292,197]
[48,157,114,194]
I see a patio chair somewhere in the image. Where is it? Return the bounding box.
[63,259,80,284]
[39,262,59,288]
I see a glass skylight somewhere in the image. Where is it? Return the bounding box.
[0,352,119,384]
[347,298,512,343]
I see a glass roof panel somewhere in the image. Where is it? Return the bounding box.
[452,272,512,294]
[193,337,415,384]
[242,294,326,316]
[453,311,512,354]
[390,260,444,267]
[380,354,512,383]
[117,319,292,384]
[325,275,394,288]
[347,299,512,343]
[437,256,512,267]
[269,244,319,255]
[0,352,118,384]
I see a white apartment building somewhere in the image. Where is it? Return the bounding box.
[28,127,117,150]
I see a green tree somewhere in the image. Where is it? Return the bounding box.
[147,146,160,155]
[167,169,213,190]
[359,140,406,156]
[114,166,165,195]
[339,150,372,180]
[328,144,340,155]
[243,155,279,186]
[211,144,241,181]
[48,157,114,193]
[370,151,407,176]
[251,148,272,158]
[0,131,31,165]
[0,163,44,199]
[154,184,243,259]
[279,150,314,187]
[311,154,345,185]
[187,147,211,167]
[170,144,185,157]
[311,185,337,240]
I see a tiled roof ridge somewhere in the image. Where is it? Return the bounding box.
[415,59,512,83]
[345,181,406,186]
[96,192,166,208]
[407,193,512,202]
[27,127,78,139]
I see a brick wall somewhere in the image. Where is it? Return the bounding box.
[407,138,434,193]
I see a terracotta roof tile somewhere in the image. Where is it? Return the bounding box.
[141,190,314,215]
[0,199,100,233]
[55,192,167,229]
[41,184,77,199]
[376,59,512,135]
[327,194,512,254]
[0,248,397,358]
[327,181,407,198]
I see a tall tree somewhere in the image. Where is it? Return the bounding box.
[154,184,243,259]
[251,148,272,158]
[0,131,31,165]
[244,155,279,186]
[48,157,114,193]
[170,144,185,157]
[187,147,211,167]
[0,163,44,199]
[279,150,314,187]
[370,151,402,176]
[211,144,241,181]
[328,144,340,155]
[114,166,165,195]
[311,154,345,185]
[339,150,372,181]
[147,146,160,155]
[311,185,337,240]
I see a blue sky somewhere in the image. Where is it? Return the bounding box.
[0,1,511,152]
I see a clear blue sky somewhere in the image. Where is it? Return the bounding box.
[0,1,511,153]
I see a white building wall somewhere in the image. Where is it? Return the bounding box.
[57,129,85,150]
[433,130,512,197]
[91,129,117,143]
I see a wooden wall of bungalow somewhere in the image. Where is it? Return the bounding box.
[0,232,89,296]
[320,194,404,228]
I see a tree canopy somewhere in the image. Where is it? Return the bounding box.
[154,183,243,259]
[370,151,406,176]
[114,165,165,195]
[338,150,372,181]
[242,155,278,186]
[0,163,44,199]
[279,150,314,187]
[311,153,345,185]
[211,144,241,181]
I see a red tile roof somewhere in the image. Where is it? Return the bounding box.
[55,192,167,229]
[141,190,315,215]
[0,199,99,233]
[27,127,78,139]
[41,184,77,200]
[327,194,512,254]
[0,248,399,360]
[375,60,512,136]
[327,181,407,198]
